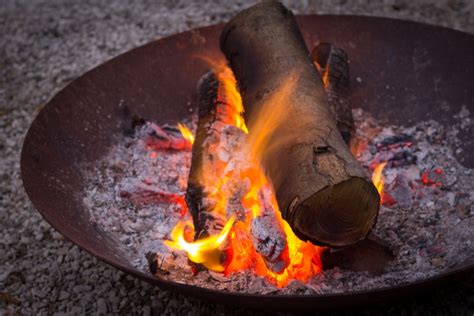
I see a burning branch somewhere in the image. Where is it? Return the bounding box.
[182,71,291,274]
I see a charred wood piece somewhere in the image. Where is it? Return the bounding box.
[119,182,186,209]
[137,121,192,151]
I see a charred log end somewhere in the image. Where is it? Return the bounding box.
[288,177,380,248]
[145,251,160,275]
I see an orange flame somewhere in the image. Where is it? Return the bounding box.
[177,123,195,144]
[194,54,248,133]
[165,216,235,272]
[165,61,323,287]
[372,162,387,199]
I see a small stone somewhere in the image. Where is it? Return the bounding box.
[32,288,47,299]
[97,298,107,315]
[0,269,12,282]
[65,273,76,281]
[446,192,457,207]
[51,231,64,240]
[58,291,70,301]
[142,305,151,316]
[34,232,44,241]
[456,204,469,219]
[71,261,80,272]
[73,285,92,293]
[431,258,444,267]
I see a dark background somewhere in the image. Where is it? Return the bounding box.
[1,0,473,314]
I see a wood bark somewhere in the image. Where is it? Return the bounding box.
[220,1,379,247]
[312,43,354,144]
[186,72,228,239]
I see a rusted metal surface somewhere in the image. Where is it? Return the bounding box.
[21,15,474,310]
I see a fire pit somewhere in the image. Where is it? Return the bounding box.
[21,6,473,310]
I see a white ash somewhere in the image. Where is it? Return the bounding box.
[82,107,473,295]
[84,121,195,271]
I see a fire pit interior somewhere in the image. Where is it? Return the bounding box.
[21,3,473,310]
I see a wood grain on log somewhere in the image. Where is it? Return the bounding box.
[220,2,379,247]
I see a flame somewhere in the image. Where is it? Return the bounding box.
[223,167,323,287]
[177,123,195,144]
[372,162,387,198]
[245,74,296,162]
[194,54,248,133]
[165,216,235,272]
[165,60,323,287]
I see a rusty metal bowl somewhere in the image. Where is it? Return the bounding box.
[21,15,474,310]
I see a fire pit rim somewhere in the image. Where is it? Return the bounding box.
[20,14,474,310]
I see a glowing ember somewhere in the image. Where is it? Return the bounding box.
[165,62,324,287]
[372,162,387,199]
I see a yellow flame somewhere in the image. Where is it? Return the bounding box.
[177,123,195,144]
[372,162,387,195]
[245,74,298,162]
[321,69,330,88]
[165,216,236,272]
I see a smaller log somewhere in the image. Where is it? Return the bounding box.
[312,43,354,144]
[187,72,289,272]
[186,72,229,239]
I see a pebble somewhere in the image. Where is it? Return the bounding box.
[58,291,70,301]
[32,288,47,299]
[97,298,107,315]
[73,285,92,293]
[431,258,444,267]
[142,305,151,316]
[446,192,457,207]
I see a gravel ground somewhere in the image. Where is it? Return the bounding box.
[1,0,473,315]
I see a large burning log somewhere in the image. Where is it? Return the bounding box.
[220,2,380,247]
